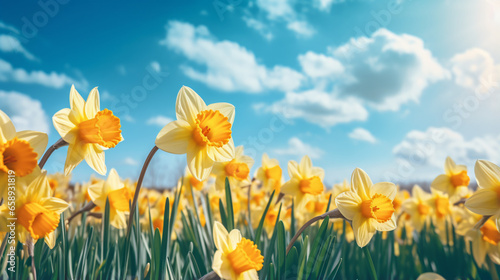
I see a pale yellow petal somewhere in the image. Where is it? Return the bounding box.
[335,191,362,220]
[311,167,325,180]
[88,182,105,207]
[228,229,242,250]
[45,232,56,249]
[85,144,106,175]
[240,270,259,280]
[110,210,128,229]
[370,182,397,200]
[41,197,69,214]
[187,145,214,181]
[69,85,85,122]
[213,221,231,253]
[0,109,15,142]
[465,188,500,216]
[280,178,301,196]
[299,155,312,177]
[352,214,375,248]
[351,168,372,201]
[105,168,124,192]
[208,139,235,162]
[475,160,500,190]
[206,102,235,124]
[64,143,85,176]
[155,119,192,154]
[176,86,206,126]
[431,174,453,194]
[374,215,397,231]
[15,130,48,160]
[52,108,77,143]
[416,272,446,280]
[26,172,50,202]
[85,87,100,119]
[287,160,299,179]
[444,156,457,175]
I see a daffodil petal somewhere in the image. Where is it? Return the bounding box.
[88,182,105,207]
[206,102,235,124]
[45,232,56,249]
[155,120,192,155]
[374,215,397,231]
[105,168,124,192]
[207,139,235,162]
[351,168,372,201]
[69,85,85,122]
[176,86,206,126]
[85,87,100,119]
[0,109,15,142]
[475,160,500,189]
[41,197,69,214]
[213,221,231,253]
[311,167,325,180]
[335,191,362,220]
[64,143,85,176]
[85,144,106,175]
[280,178,300,196]
[465,188,500,216]
[228,229,242,250]
[187,145,214,181]
[370,182,397,200]
[352,214,375,248]
[444,157,457,175]
[431,174,452,194]
[299,155,312,177]
[52,108,77,143]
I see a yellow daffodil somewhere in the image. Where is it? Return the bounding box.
[335,168,397,247]
[251,204,282,235]
[255,153,283,194]
[417,273,446,280]
[212,146,254,191]
[155,86,235,181]
[402,185,433,231]
[331,179,350,206]
[392,187,410,213]
[0,109,48,199]
[88,168,133,229]
[431,157,470,200]
[48,172,72,200]
[465,160,500,231]
[212,221,263,280]
[466,219,500,267]
[53,85,123,175]
[3,172,69,248]
[280,155,324,206]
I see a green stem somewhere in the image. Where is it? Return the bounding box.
[363,246,378,280]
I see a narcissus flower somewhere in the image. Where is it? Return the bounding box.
[335,168,397,247]
[4,172,69,248]
[431,157,470,200]
[212,146,254,191]
[0,109,48,198]
[53,86,123,175]
[402,185,433,231]
[212,221,263,280]
[465,160,500,231]
[88,168,133,229]
[466,219,500,266]
[281,155,325,206]
[255,153,283,194]
[155,86,235,181]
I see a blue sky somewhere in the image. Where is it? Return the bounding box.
[1,0,499,186]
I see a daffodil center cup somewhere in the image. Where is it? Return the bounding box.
[225,161,250,181]
[189,176,205,191]
[227,238,264,274]
[417,203,430,216]
[434,196,449,218]
[360,194,395,223]
[107,187,133,212]
[18,202,60,239]
[0,138,38,176]
[299,176,324,195]
[481,220,500,245]
[192,110,232,147]
[450,171,470,188]
[78,109,122,148]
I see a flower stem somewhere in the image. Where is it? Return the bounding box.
[363,246,378,280]
[488,256,500,280]
[286,208,345,255]
[27,238,37,280]
[199,271,220,280]
[38,138,68,169]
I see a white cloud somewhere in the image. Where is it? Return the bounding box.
[0,58,86,89]
[0,91,49,133]
[349,128,377,143]
[393,127,500,169]
[242,16,273,40]
[256,0,295,20]
[0,35,35,60]
[124,157,139,166]
[273,137,324,159]
[161,21,304,93]
[0,21,20,34]
[147,115,173,126]
[255,89,368,128]
[329,28,449,111]
[450,48,500,90]
[299,51,344,78]
[150,61,161,72]
[314,0,344,11]
[286,20,315,37]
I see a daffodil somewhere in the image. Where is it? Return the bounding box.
[212,146,254,191]
[1,172,69,249]
[212,221,263,280]
[416,273,446,280]
[0,109,48,199]
[88,168,133,229]
[255,153,282,194]
[53,85,123,176]
[155,86,235,181]
[402,185,433,231]
[335,168,397,247]
[466,219,500,267]
[280,155,325,206]
[431,157,470,200]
